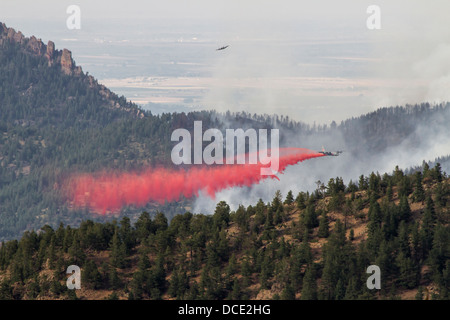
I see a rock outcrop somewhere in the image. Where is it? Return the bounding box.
[0,22,81,76]
[27,36,45,56]
[0,21,141,118]
[45,40,55,65]
[60,48,74,75]
[0,23,25,45]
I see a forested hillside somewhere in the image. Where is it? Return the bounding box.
[1,22,449,242]
[0,164,448,300]
[0,23,217,239]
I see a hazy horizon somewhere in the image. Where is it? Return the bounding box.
[2,0,450,124]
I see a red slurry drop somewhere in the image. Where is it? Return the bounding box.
[64,148,325,214]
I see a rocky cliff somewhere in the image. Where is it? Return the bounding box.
[0,22,82,76]
[0,21,143,118]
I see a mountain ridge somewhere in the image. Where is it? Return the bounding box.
[0,21,145,125]
[0,22,82,76]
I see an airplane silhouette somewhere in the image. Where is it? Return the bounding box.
[318,146,343,156]
[216,45,229,51]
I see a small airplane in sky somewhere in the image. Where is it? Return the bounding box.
[216,45,229,51]
[318,146,343,156]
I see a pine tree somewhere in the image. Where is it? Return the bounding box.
[119,216,135,254]
[68,232,85,266]
[281,283,296,300]
[368,172,381,197]
[135,211,153,243]
[430,163,443,182]
[422,162,430,180]
[398,175,412,197]
[46,235,56,269]
[302,204,318,230]
[62,226,73,253]
[399,195,411,222]
[397,220,411,257]
[434,182,446,208]
[440,260,450,299]
[358,175,368,190]
[318,210,330,238]
[284,190,294,206]
[148,255,167,298]
[82,259,103,289]
[296,192,306,210]
[168,268,181,298]
[272,190,283,212]
[274,208,283,225]
[412,171,425,203]
[429,224,449,282]
[328,191,345,212]
[186,281,199,300]
[298,230,313,265]
[344,276,359,300]
[260,253,273,290]
[421,195,436,256]
[347,180,358,193]
[213,201,231,229]
[334,278,346,300]
[153,212,168,232]
[386,182,393,201]
[110,228,126,269]
[396,251,419,289]
[226,253,238,278]
[109,266,122,290]
[411,222,422,264]
[367,201,383,255]
[0,280,13,300]
[301,264,318,300]
[55,222,65,247]
[137,249,150,272]
[263,209,275,240]
[234,205,249,232]
[393,166,404,185]
[130,267,145,300]
[230,278,242,300]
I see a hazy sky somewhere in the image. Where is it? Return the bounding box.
[2,0,368,21]
[3,0,448,26]
[2,1,450,123]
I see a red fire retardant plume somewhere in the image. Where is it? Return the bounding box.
[64,148,325,214]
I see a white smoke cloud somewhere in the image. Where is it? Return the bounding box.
[192,106,450,214]
[191,1,450,214]
[413,43,450,103]
[366,0,450,108]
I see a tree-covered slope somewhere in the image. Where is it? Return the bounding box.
[0,164,448,300]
